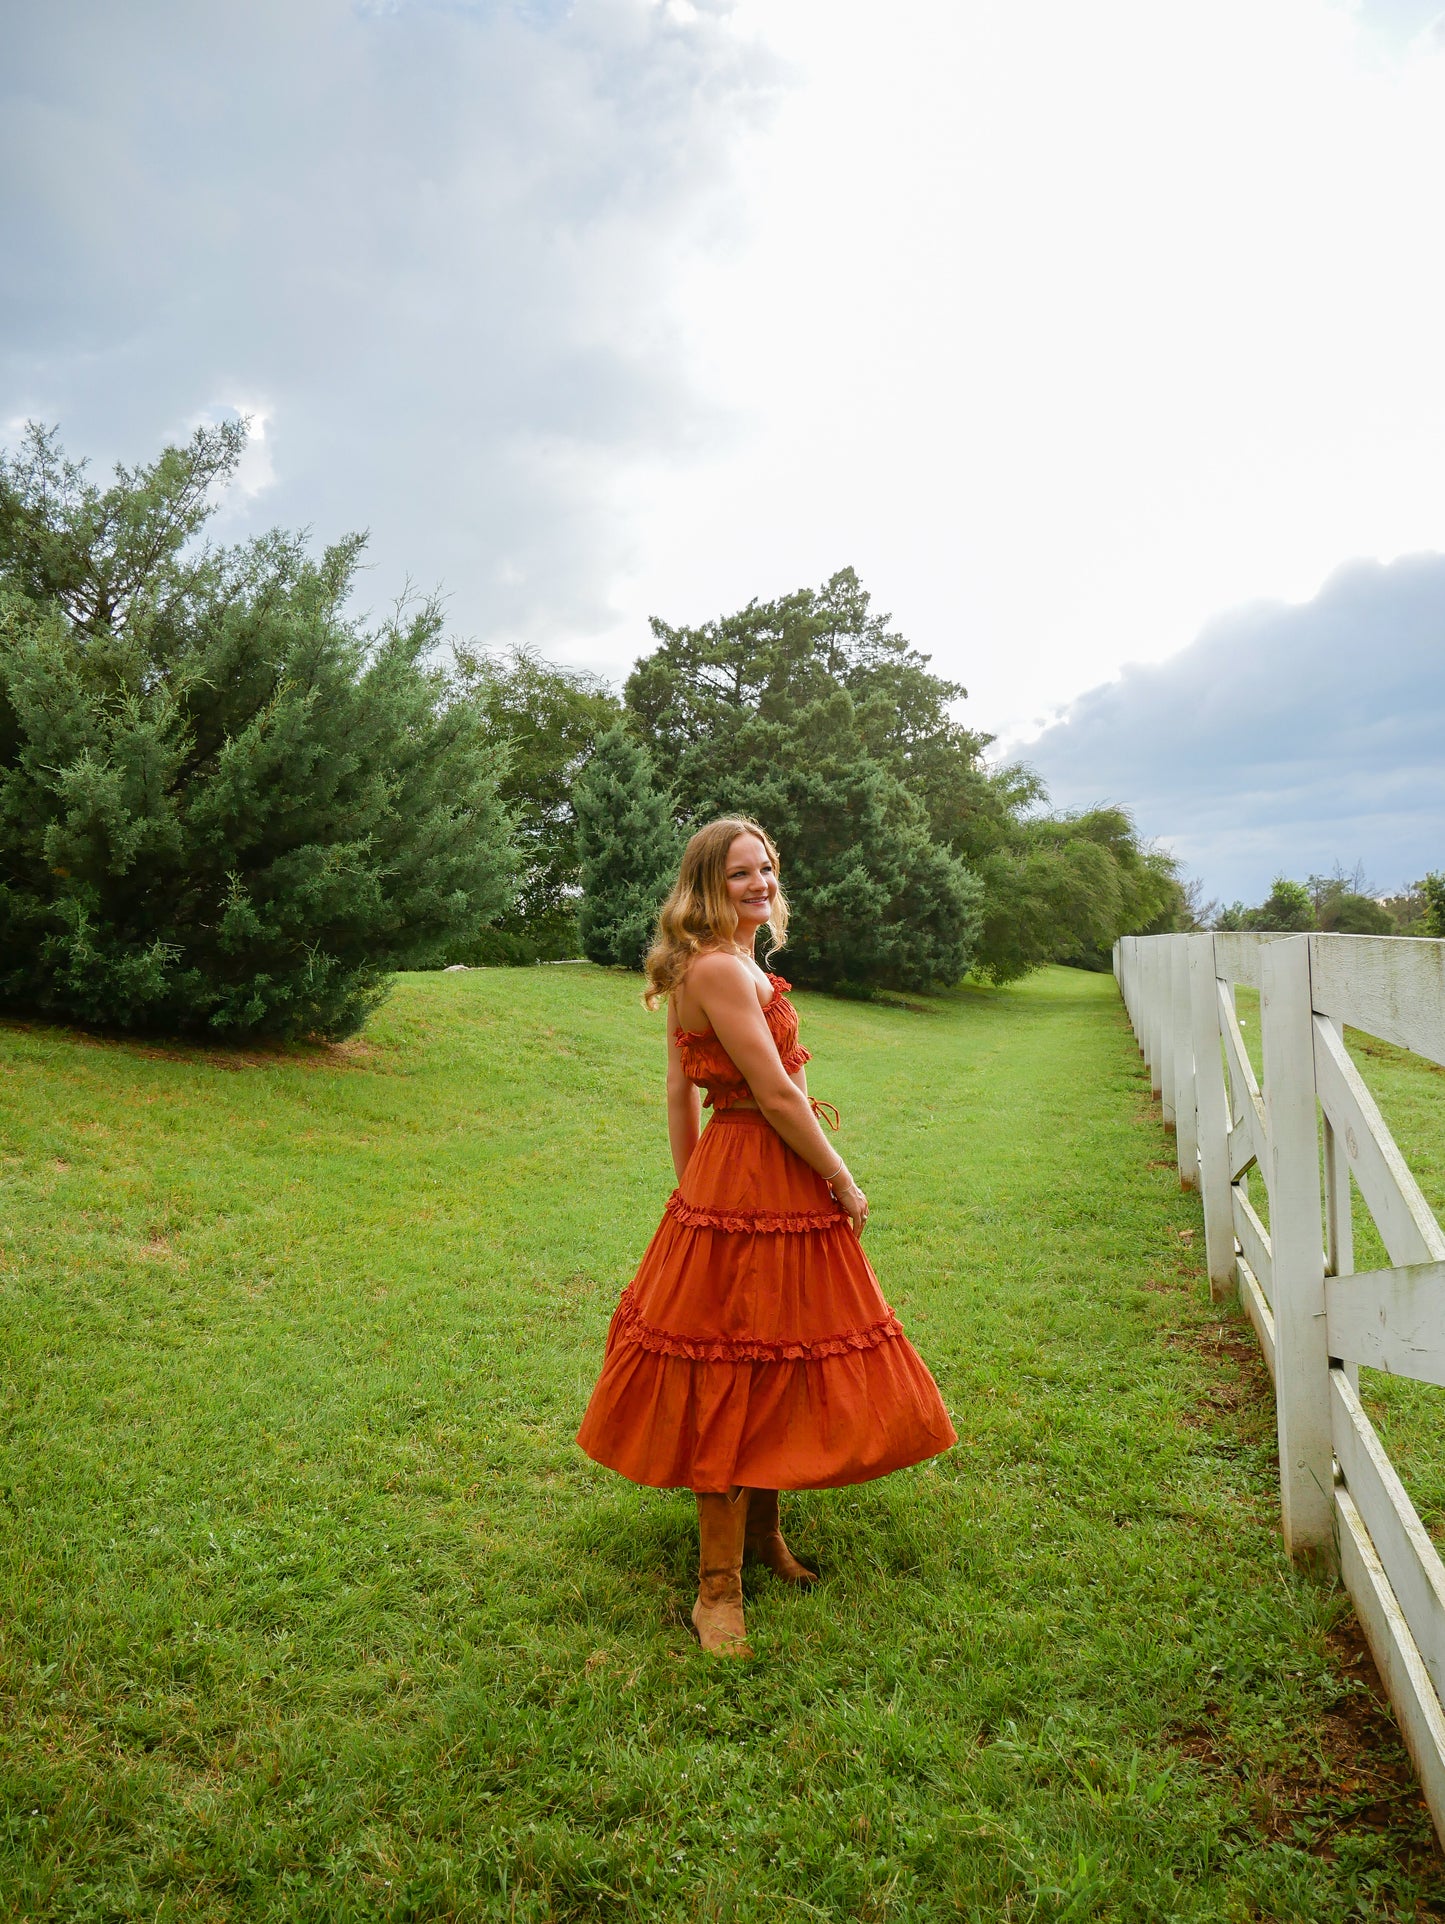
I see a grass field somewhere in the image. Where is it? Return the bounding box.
[3,964,1444,1921]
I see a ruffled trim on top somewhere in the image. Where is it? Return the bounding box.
[664,1190,845,1234]
[673,975,811,1103]
[611,1284,905,1363]
[671,972,793,1041]
[672,976,805,1050]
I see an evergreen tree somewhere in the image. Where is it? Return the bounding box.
[574,724,679,967]
[1315,890,1393,935]
[452,644,622,959]
[1422,873,1445,938]
[0,423,516,1040]
[625,568,1169,991]
[627,570,984,989]
[1306,866,1392,935]
[657,686,982,992]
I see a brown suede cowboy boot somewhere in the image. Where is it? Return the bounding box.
[743,1488,818,1586]
[692,1488,752,1656]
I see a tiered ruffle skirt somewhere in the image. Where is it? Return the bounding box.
[576,1111,957,1492]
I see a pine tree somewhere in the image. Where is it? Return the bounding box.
[574,724,679,968]
[0,423,517,1040]
[624,575,984,990]
[623,567,1186,991]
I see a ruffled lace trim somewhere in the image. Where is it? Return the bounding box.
[672,975,802,1047]
[664,1191,845,1234]
[611,1285,905,1363]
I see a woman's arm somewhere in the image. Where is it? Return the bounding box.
[689,954,868,1234]
[665,1017,703,1183]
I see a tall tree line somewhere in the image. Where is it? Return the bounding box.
[1214,867,1445,937]
[569,569,1186,990]
[0,424,1189,1038]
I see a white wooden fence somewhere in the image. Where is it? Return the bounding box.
[1115,931,1445,1834]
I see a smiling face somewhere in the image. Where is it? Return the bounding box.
[724,832,778,944]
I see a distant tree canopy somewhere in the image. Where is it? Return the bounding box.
[0,423,515,1039]
[619,569,1178,992]
[1214,867,1412,938]
[453,644,621,962]
[0,420,1194,1027]
[1216,881,1309,932]
[972,799,1190,979]
[1315,881,1393,936]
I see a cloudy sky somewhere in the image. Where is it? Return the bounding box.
[4,0,1444,902]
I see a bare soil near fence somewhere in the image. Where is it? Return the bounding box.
[2,965,1442,1921]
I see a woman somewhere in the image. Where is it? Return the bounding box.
[576,818,956,1656]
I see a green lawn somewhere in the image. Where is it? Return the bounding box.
[2,965,1442,1921]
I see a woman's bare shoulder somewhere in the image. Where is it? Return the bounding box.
[674,948,753,1027]
[687,950,759,1006]
[687,947,748,986]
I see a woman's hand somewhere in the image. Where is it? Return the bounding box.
[833,1175,869,1237]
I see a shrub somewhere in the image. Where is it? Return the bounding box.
[448,927,542,967]
[0,424,515,1039]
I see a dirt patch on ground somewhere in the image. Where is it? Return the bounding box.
[1310,1621,1440,1846]
[1171,1621,1443,1898]
[1169,1319,1274,1425]
[55,1029,389,1072]
[1353,1032,1445,1082]
[1165,1281,1445,1893]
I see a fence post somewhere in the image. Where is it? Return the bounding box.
[1158,941,1177,1131]
[1261,934,1334,1566]
[1170,935,1197,1186]
[1188,933,1234,1301]
[1143,941,1161,1092]
[1115,935,1131,1031]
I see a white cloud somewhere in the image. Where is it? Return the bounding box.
[193,403,277,516]
[1022,554,1445,904]
[4,0,1445,782]
[571,0,1445,735]
[1,0,778,631]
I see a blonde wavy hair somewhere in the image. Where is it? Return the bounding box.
[643,817,790,1011]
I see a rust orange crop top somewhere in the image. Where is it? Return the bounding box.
[672,972,811,1111]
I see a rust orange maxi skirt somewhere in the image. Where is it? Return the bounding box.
[576,1110,957,1493]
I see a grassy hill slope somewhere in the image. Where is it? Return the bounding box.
[1,965,1440,1920]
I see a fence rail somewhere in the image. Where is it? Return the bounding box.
[1115,930,1445,1838]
